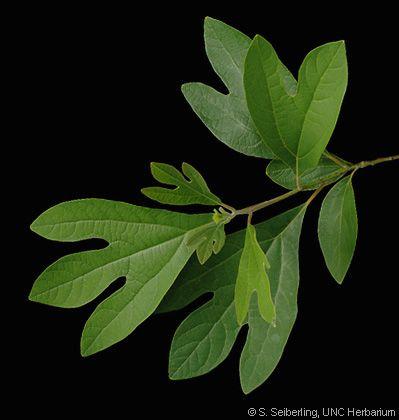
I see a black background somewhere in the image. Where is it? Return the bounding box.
[13,4,398,417]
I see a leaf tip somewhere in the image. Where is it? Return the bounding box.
[149,161,159,171]
[80,337,95,358]
[240,375,256,395]
[328,39,346,54]
[30,219,38,233]
[333,273,345,285]
[30,215,45,236]
[181,161,190,172]
[241,385,253,395]
[234,307,246,326]
[28,282,46,304]
[80,349,91,358]
[252,34,266,45]
[204,16,224,30]
[181,83,191,96]
[168,365,182,381]
[197,250,210,265]
[28,289,37,302]
[140,187,151,197]
[334,40,346,54]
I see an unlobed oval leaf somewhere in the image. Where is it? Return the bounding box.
[266,156,344,190]
[295,41,348,176]
[318,175,358,283]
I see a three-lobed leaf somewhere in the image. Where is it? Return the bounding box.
[159,205,306,393]
[29,199,212,356]
[185,219,227,265]
[235,224,275,325]
[244,35,348,180]
[318,175,358,283]
[142,162,221,206]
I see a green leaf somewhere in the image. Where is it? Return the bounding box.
[29,199,211,356]
[318,175,358,283]
[186,220,227,265]
[243,36,299,169]
[266,156,344,190]
[235,224,275,325]
[159,205,306,393]
[244,35,348,179]
[182,17,274,158]
[141,162,222,206]
[295,43,348,175]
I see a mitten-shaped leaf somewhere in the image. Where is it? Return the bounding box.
[182,18,281,158]
[235,224,275,325]
[318,176,358,283]
[159,205,306,393]
[244,35,347,180]
[29,199,211,356]
[142,162,222,206]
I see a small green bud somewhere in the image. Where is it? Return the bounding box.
[213,209,222,224]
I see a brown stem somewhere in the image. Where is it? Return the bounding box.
[231,154,398,217]
[351,154,399,169]
[235,188,301,215]
[247,212,253,225]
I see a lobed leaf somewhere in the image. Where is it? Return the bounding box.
[159,205,306,393]
[244,36,348,180]
[186,220,227,265]
[318,176,358,283]
[142,162,221,206]
[29,199,212,356]
[182,17,274,158]
[235,224,275,325]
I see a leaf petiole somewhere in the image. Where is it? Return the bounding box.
[323,151,351,168]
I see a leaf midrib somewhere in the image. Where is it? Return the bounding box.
[33,218,187,236]
[335,178,352,278]
[31,231,190,298]
[254,40,296,164]
[207,23,244,91]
